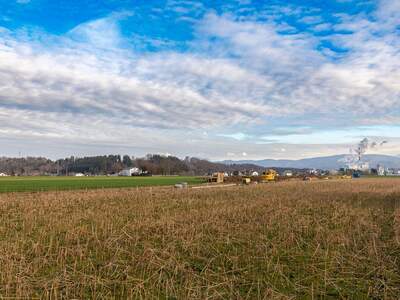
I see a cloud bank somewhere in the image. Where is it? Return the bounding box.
[0,0,399,159]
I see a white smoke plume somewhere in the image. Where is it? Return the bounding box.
[342,138,388,169]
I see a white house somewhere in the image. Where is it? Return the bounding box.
[251,171,259,176]
[283,170,293,177]
[119,167,141,176]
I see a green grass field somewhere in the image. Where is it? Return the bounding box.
[0,176,204,192]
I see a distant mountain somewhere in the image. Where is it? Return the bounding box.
[221,154,400,170]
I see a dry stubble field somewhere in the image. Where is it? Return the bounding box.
[0,179,400,299]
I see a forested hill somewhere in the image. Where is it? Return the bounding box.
[0,155,265,176]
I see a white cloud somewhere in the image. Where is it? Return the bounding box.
[0,1,400,159]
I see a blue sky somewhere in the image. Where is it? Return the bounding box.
[0,0,399,160]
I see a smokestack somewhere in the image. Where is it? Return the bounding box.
[355,138,369,162]
[344,138,388,170]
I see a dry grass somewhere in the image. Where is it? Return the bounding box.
[0,179,400,299]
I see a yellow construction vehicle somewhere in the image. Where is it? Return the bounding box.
[261,169,277,182]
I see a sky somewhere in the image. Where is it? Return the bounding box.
[0,0,399,160]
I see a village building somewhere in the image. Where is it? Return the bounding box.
[119,167,141,176]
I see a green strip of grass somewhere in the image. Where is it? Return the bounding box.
[0,176,204,193]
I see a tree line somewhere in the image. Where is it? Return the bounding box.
[0,155,265,176]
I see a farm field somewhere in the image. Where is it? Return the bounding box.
[0,179,400,299]
[0,176,204,193]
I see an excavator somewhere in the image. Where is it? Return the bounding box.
[261,169,277,182]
